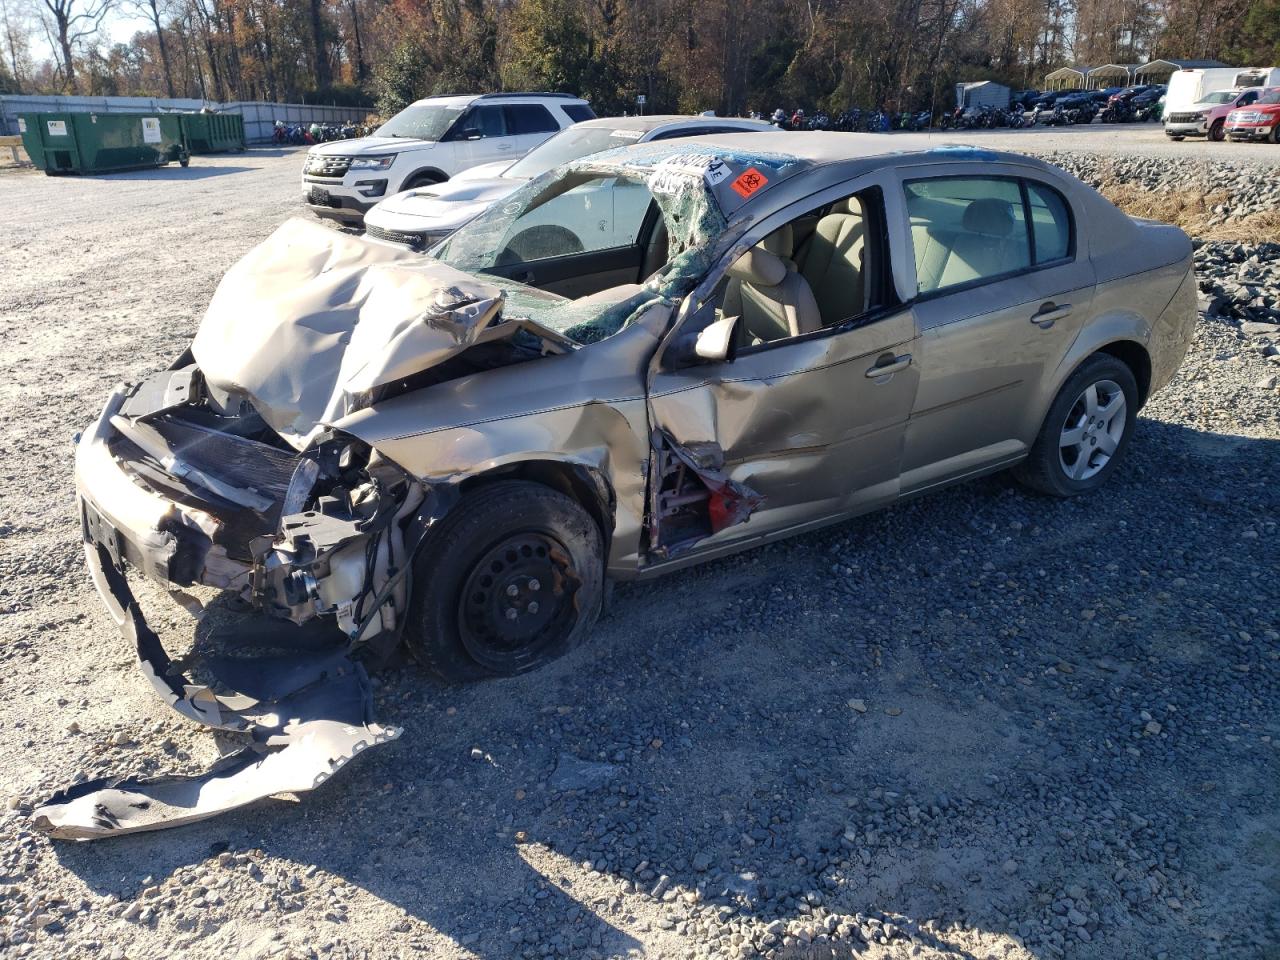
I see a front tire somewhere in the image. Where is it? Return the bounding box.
[1209,119,1225,142]
[405,481,604,681]
[1014,354,1139,497]
[402,171,445,190]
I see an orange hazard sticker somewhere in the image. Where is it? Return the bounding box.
[730,167,768,198]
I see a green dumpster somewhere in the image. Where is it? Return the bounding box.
[18,111,189,175]
[179,112,246,154]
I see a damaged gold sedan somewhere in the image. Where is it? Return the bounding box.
[38,133,1197,838]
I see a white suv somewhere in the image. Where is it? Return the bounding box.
[301,92,594,222]
[363,114,778,250]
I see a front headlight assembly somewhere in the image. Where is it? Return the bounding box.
[349,155,395,171]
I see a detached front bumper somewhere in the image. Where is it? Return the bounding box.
[34,384,422,840]
[75,385,247,595]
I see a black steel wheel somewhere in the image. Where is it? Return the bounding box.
[406,481,604,681]
[457,532,580,674]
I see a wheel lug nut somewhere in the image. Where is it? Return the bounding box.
[528,601,540,614]
[505,608,518,620]
[505,584,519,598]
[529,579,541,592]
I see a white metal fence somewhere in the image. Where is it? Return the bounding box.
[0,95,371,143]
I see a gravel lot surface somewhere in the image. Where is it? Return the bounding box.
[0,137,1277,960]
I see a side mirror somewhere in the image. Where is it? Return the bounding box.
[694,314,740,363]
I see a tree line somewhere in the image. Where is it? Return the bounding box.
[1,0,1277,114]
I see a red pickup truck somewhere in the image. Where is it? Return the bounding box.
[1225,87,1280,142]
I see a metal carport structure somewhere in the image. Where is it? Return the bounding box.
[1087,64,1139,89]
[1134,59,1227,84]
[1044,66,1090,91]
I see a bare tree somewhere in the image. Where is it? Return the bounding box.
[37,0,114,90]
[0,0,32,86]
[126,0,172,95]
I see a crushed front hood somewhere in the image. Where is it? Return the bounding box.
[193,218,556,450]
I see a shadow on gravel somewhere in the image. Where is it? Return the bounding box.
[79,166,258,181]
[46,418,1280,958]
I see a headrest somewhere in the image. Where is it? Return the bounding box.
[728,246,787,287]
[962,198,1015,237]
[830,197,863,217]
[759,223,794,259]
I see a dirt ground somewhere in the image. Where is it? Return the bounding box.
[0,139,1277,960]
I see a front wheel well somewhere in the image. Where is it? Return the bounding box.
[459,461,614,550]
[401,168,448,189]
[1095,340,1151,407]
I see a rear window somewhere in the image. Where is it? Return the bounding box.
[563,104,596,123]
[504,104,559,135]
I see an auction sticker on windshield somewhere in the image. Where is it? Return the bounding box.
[704,158,731,186]
[730,167,768,198]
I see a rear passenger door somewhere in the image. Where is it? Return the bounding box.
[894,169,1095,494]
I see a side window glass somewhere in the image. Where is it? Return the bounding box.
[709,190,881,349]
[1240,91,1258,106]
[504,104,559,135]
[563,104,596,123]
[475,106,506,138]
[445,107,504,141]
[649,126,707,141]
[904,177,1030,295]
[1026,181,1072,263]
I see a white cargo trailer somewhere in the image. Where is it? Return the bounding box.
[1232,67,1280,88]
[1164,68,1248,115]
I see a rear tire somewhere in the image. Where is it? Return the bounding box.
[405,481,604,682]
[1013,354,1139,498]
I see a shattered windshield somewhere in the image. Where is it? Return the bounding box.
[432,143,804,345]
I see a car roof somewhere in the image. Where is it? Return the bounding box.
[573,115,777,134]
[579,130,1061,220]
[413,92,590,107]
[627,130,1044,169]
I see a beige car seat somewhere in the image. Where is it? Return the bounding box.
[797,198,866,326]
[722,224,821,344]
[913,197,1030,292]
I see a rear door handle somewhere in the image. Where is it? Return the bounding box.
[865,353,912,378]
[1032,302,1072,327]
